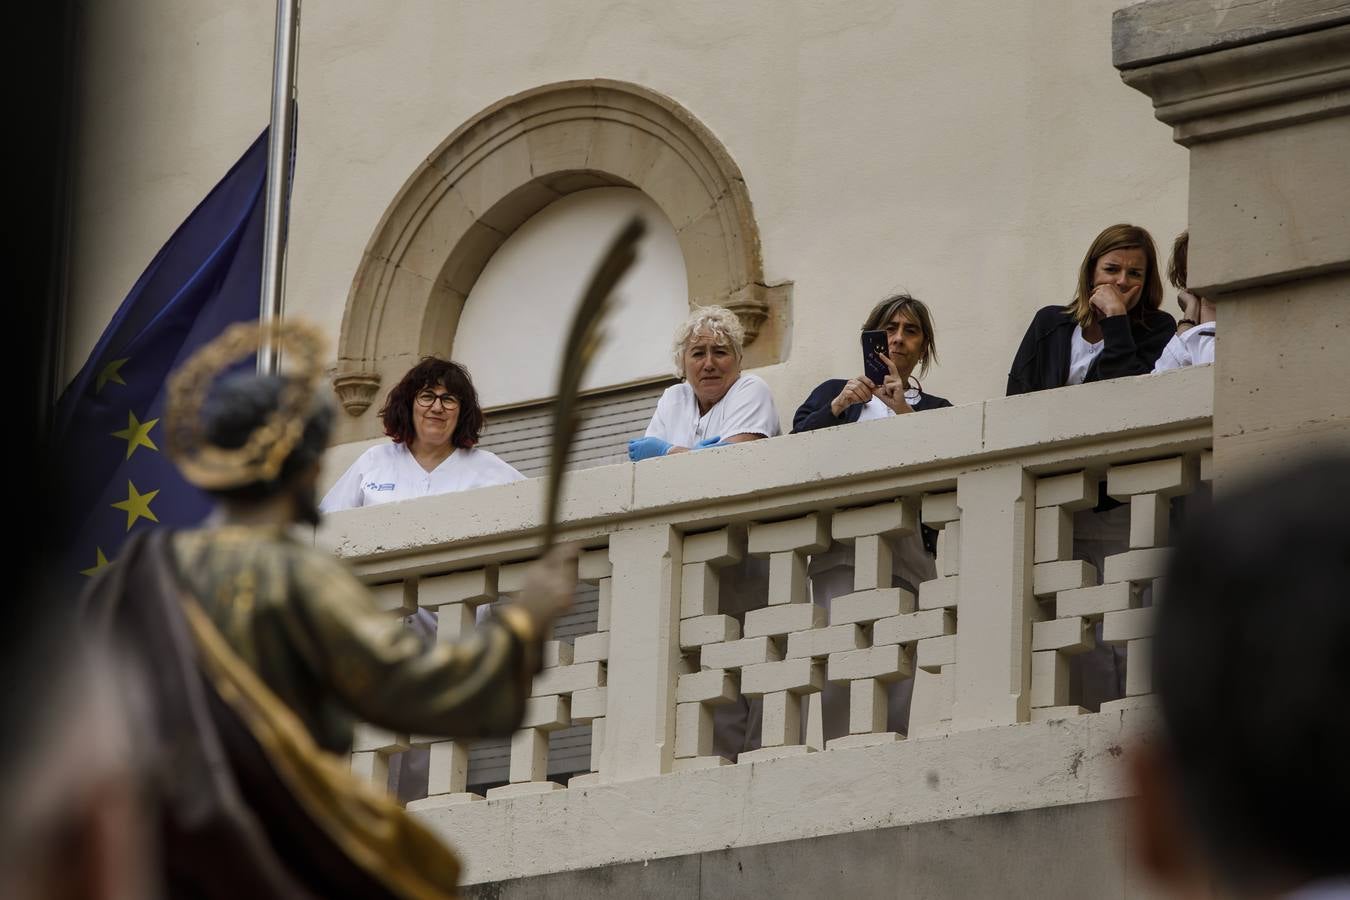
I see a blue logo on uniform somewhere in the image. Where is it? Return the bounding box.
[365,482,395,492]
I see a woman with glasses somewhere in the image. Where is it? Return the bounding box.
[320,356,523,512]
[318,357,524,804]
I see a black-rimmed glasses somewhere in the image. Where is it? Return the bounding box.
[415,391,460,409]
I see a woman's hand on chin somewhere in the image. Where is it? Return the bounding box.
[1089,283,1138,319]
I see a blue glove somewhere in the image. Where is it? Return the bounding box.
[628,436,673,461]
[693,436,725,450]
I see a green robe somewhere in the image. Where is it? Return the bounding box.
[170,524,537,754]
[84,526,540,899]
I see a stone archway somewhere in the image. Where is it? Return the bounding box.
[332,79,787,435]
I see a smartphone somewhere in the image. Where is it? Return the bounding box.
[861,330,889,384]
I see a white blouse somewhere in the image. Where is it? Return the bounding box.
[1153,322,1216,372]
[1067,325,1106,386]
[855,389,924,422]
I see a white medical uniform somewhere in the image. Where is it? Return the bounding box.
[641,373,779,759]
[320,443,524,512]
[320,441,524,803]
[644,373,781,446]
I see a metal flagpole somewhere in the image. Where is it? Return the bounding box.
[257,0,302,374]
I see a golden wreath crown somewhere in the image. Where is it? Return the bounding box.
[165,320,328,491]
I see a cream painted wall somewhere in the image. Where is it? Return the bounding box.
[65,1,274,380]
[453,187,688,409]
[65,0,1188,435]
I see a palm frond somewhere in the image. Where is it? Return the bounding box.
[542,216,646,548]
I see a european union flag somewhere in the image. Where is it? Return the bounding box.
[55,129,268,584]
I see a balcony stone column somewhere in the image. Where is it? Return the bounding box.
[600,524,684,782]
[952,463,1036,730]
[1114,0,1350,486]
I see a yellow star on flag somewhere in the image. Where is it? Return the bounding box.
[111,480,160,531]
[96,358,130,393]
[80,547,110,577]
[111,411,159,459]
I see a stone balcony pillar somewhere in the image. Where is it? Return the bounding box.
[1113,0,1350,486]
[600,524,684,782]
[952,463,1036,730]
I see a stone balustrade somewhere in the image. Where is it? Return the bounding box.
[318,364,1212,883]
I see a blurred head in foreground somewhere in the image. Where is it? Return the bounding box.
[1133,453,1350,898]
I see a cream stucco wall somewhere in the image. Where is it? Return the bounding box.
[65,1,273,374]
[65,0,1188,433]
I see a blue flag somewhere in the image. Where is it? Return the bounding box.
[55,129,268,583]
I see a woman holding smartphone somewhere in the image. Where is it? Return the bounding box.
[792,293,951,433]
[791,293,951,744]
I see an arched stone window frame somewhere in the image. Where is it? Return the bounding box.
[332,79,789,438]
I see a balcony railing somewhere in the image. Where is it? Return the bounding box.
[318,364,1212,883]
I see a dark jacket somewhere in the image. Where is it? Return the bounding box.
[1006,305,1176,396]
[792,379,953,434]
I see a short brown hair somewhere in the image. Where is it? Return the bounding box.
[1066,224,1163,328]
[1167,230,1189,290]
[380,357,484,449]
[860,293,938,377]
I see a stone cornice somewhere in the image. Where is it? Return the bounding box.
[1118,23,1350,145]
[1113,0,1350,70]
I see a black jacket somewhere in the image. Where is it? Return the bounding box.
[791,379,953,434]
[1006,305,1176,396]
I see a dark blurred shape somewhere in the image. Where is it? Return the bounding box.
[0,604,155,900]
[1139,453,1350,897]
[6,0,158,896]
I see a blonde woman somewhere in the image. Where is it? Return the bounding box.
[627,305,780,760]
[628,305,780,460]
